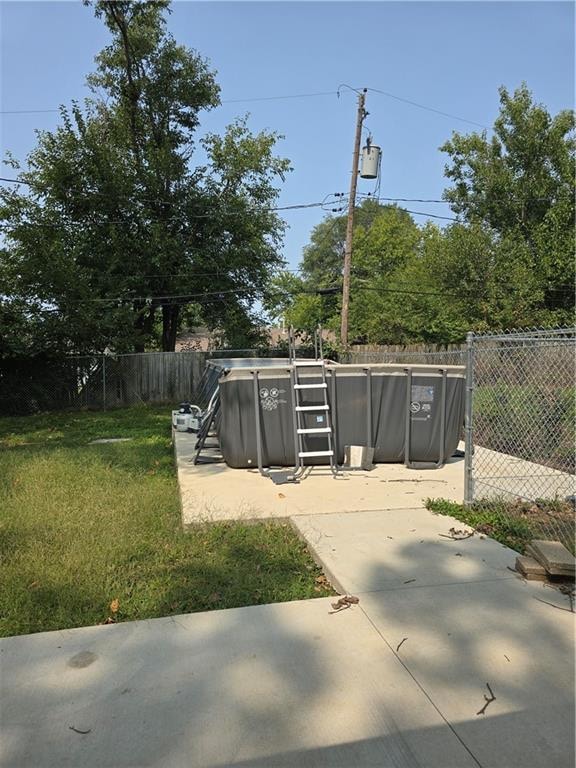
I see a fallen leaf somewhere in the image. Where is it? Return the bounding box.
[101,617,116,625]
[110,599,119,614]
[278,493,286,498]
[330,595,360,612]
[28,581,40,589]
[315,574,328,585]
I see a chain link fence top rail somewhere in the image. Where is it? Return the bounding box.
[468,327,576,550]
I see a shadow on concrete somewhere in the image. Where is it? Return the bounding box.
[218,710,570,768]
[0,597,477,768]
[358,537,575,768]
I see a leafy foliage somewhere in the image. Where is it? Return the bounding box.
[0,0,290,355]
[274,85,574,345]
[440,83,575,326]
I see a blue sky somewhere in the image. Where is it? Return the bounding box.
[1,1,574,271]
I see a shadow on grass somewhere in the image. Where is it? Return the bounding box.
[0,514,334,637]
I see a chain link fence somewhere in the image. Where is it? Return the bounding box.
[464,328,576,551]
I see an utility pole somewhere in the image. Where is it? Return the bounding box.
[340,87,367,349]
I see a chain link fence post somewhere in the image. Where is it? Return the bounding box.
[464,331,475,505]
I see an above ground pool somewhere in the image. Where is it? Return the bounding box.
[216,362,466,469]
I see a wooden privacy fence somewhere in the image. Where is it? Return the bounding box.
[88,350,283,409]
[0,349,285,414]
[99,352,208,408]
[2,345,466,415]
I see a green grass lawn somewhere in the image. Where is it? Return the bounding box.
[0,407,333,638]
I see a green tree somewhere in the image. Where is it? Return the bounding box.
[0,0,290,354]
[267,200,400,339]
[441,83,575,326]
[395,223,545,343]
[348,206,421,343]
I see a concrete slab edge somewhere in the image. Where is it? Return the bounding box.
[287,517,348,595]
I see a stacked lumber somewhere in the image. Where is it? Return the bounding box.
[516,539,575,581]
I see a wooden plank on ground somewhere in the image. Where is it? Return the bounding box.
[528,540,575,576]
[516,555,547,581]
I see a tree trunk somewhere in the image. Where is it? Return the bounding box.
[161,303,180,351]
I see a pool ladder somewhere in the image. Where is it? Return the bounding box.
[292,359,338,478]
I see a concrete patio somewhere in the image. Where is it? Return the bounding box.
[174,431,576,525]
[2,435,573,767]
[1,505,573,768]
[174,430,466,524]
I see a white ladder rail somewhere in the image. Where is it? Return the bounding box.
[292,358,338,477]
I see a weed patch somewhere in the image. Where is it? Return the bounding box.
[426,497,575,554]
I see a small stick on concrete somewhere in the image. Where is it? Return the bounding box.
[396,637,408,652]
[439,530,474,541]
[559,585,575,612]
[504,655,511,662]
[476,683,496,716]
[403,579,416,584]
[533,596,574,613]
[69,726,91,735]
[328,604,350,614]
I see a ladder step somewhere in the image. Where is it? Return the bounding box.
[299,450,334,458]
[295,405,329,411]
[297,427,331,434]
[294,383,327,389]
[293,360,324,367]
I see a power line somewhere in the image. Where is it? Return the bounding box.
[0,109,60,115]
[0,178,349,220]
[402,209,457,222]
[0,193,346,227]
[11,285,308,308]
[10,276,572,313]
[0,91,342,115]
[92,268,304,280]
[221,90,338,104]
[2,177,560,208]
[366,87,490,130]
[358,192,559,205]
[1,85,492,132]
[354,284,459,299]
[351,273,573,295]
[0,176,555,210]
